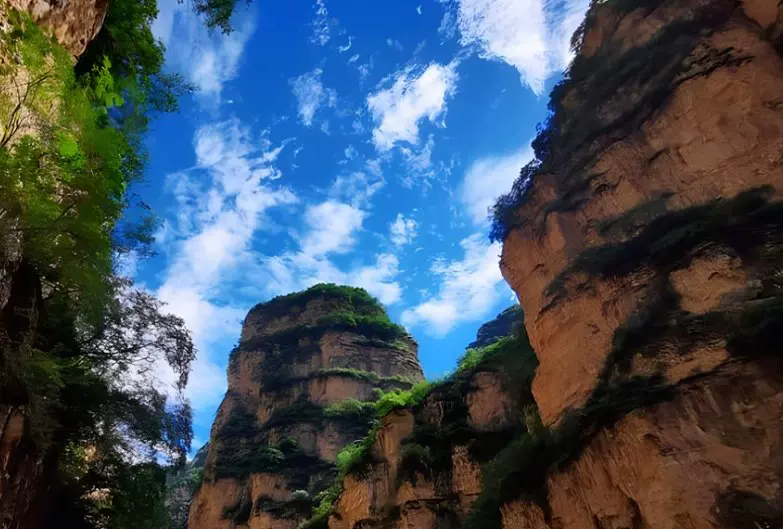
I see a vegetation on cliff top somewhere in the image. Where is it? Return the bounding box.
[249,283,388,319]
[233,284,414,393]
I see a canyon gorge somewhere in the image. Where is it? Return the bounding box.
[1,0,782,528]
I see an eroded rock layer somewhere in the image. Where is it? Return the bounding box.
[188,285,423,529]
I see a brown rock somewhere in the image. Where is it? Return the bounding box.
[500,0,783,425]
[8,0,108,56]
[189,286,423,529]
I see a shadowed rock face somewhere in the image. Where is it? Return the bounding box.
[188,285,423,529]
[8,0,108,56]
[467,306,523,350]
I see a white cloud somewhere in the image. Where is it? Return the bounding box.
[330,171,385,207]
[153,118,297,410]
[338,36,353,53]
[367,61,458,151]
[401,233,507,335]
[454,0,589,93]
[299,201,365,256]
[250,201,403,305]
[152,2,256,104]
[348,54,360,63]
[399,134,436,189]
[417,5,423,14]
[389,214,418,246]
[460,145,534,224]
[311,0,332,46]
[344,145,358,160]
[290,68,337,126]
[357,63,372,81]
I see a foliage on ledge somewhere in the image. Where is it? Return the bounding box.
[247,283,388,321]
[297,312,537,529]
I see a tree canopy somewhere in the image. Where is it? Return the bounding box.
[0,7,202,529]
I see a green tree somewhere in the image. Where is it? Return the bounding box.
[0,10,199,529]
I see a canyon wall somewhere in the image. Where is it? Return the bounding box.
[493,0,783,525]
[294,1,783,528]
[188,285,423,529]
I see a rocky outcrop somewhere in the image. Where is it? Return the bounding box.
[492,0,783,526]
[0,262,47,529]
[6,0,108,56]
[467,305,522,350]
[188,285,423,529]
[326,328,537,529]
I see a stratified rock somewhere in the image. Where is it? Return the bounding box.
[500,0,783,426]
[188,284,423,529]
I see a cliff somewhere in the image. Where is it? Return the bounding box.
[281,1,783,528]
[188,284,424,529]
[467,305,522,349]
[6,0,107,56]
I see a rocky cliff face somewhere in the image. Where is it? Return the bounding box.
[188,285,423,529]
[494,0,783,525]
[6,0,107,56]
[467,306,522,350]
[500,0,783,427]
[326,316,537,529]
[288,1,783,529]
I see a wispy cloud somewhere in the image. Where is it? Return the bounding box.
[153,118,297,411]
[329,171,385,208]
[460,145,534,224]
[389,214,418,246]
[401,234,507,335]
[338,36,353,53]
[290,68,337,127]
[311,0,333,46]
[152,3,257,104]
[453,0,589,93]
[298,201,365,256]
[251,200,403,305]
[367,61,459,151]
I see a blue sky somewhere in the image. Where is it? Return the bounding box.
[133,0,588,449]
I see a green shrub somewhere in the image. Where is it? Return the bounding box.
[249,284,387,321]
[317,311,408,341]
[324,399,376,422]
[309,368,415,387]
